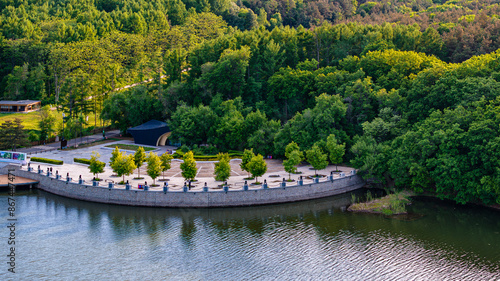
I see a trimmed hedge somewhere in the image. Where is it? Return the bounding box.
[193,156,218,161]
[172,151,184,159]
[30,157,63,165]
[173,153,243,161]
[74,158,91,165]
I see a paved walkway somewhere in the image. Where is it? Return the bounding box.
[22,138,355,191]
[18,130,121,155]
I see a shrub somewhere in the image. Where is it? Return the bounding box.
[172,151,184,159]
[30,157,63,165]
[74,158,91,165]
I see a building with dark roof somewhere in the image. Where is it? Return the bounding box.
[0,100,41,113]
[127,120,171,146]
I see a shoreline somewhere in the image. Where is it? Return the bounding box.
[2,164,366,208]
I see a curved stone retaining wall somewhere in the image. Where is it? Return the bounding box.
[3,165,366,208]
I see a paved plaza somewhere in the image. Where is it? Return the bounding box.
[21,139,355,191]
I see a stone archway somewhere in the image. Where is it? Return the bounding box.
[156,132,172,146]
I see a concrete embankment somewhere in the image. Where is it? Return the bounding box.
[2,165,366,208]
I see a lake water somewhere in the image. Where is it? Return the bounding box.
[1,189,499,280]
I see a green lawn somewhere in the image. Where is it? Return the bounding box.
[105,144,156,152]
[0,109,106,132]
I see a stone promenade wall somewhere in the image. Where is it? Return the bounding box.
[2,165,366,208]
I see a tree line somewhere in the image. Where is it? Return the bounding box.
[1,0,500,205]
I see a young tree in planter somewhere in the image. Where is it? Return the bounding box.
[134,146,146,179]
[146,152,162,186]
[283,150,303,181]
[180,151,197,181]
[214,152,231,182]
[240,148,254,178]
[306,144,328,177]
[109,146,120,167]
[247,154,267,184]
[326,134,345,172]
[89,151,105,180]
[111,154,137,184]
[160,152,174,180]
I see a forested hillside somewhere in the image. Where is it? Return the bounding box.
[1,0,499,205]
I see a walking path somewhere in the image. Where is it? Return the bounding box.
[17,130,121,155]
[19,138,355,191]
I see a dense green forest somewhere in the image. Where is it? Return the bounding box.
[1,0,500,205]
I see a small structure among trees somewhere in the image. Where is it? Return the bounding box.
[0,100,41,113]
[127,120,171,146]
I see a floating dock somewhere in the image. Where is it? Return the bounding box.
[0,174,39,188]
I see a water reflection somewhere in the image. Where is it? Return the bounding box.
[0,189,499,280]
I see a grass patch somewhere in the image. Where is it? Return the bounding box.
[105,144,156,152]
[348,190,413,215]
[0,109,106,132]
[30,157,63,165]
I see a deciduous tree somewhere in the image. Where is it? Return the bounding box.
[247,154,267,183]
[134,146,146,179]
[180,151,197,181]
[214,152,230,181]
[146,152,162,186]
[306,144,328,176]
[38,105,57,142]
[89,151,105,180]
[240,149,254,178]
[0,118,29,150]
[160,152,174,180]
[326,134,345,171]
[111,153,137,184]
[283,150,302,180]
